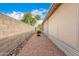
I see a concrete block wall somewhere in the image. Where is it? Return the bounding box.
[0,14,34,55]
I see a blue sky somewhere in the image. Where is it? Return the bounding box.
[0,3,51,13]
[0,3,52,27]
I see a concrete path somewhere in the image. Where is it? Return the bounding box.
[18,33,65,56]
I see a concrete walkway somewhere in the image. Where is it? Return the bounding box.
[18,33,65,56]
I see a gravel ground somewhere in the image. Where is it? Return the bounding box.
[17,33,65,56]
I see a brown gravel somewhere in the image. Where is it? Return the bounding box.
[18,33,65,56]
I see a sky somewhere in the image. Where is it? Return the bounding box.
[0,3,51,27]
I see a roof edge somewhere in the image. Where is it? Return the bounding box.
[42,3,62,25]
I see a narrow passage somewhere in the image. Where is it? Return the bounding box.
[17,33,65,56]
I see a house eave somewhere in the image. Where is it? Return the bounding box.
[42,3,62,25]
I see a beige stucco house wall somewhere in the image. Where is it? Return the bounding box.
[44,4,79,50]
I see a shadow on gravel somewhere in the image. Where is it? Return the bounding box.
[8,32,34,56]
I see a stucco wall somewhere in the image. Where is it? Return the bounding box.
[0,14,34,39]
[44,20,49,33]
[44,4,79,50]
[0,14,34,55]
